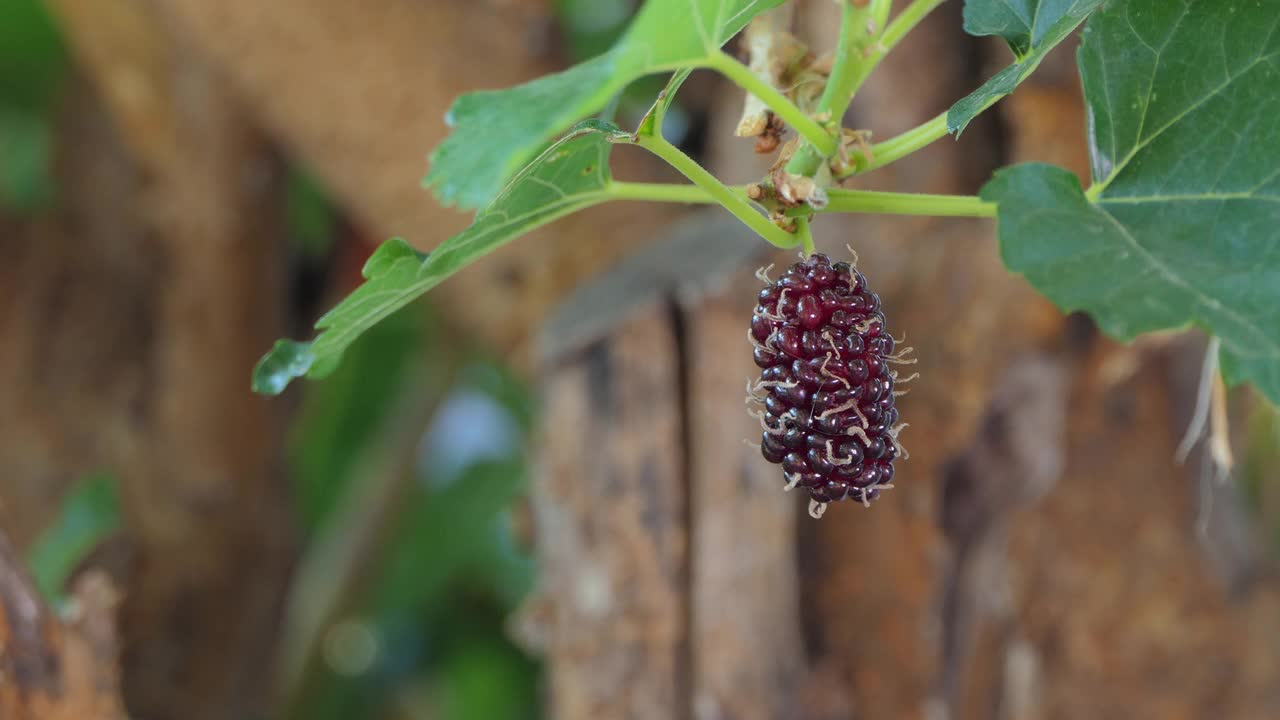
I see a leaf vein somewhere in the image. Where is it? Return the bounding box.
[1096,206,1279,356]
[1102,50,1280,193]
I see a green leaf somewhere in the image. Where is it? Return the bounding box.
[252,340,318,395]
[287,462,531,720]
[982,0,1280,403]
[426,0,784,208]
[27,472,121,604]
[254,121,629,395]
[948,0,1103,134]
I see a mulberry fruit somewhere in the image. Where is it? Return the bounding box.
[747,253,913,518]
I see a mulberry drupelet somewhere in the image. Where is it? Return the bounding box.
[747,253,913,518]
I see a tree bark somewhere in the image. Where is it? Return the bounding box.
[519,283,688,720]
[4,2,296,716]
[520,216,805,720]
[0,529,125,720]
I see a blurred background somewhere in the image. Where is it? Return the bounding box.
[2,1,1280,719]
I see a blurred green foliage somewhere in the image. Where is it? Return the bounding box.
[289,305,428,532]
[0,0,64,211]
[26,471,121,606]
[0,0,65,109]
[287,299,540,720]
[0,107,55,209]
[430,614,540,720]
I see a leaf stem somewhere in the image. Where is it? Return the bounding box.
[645,69,693,138]
[606,181,995,218]
[841,110,949,176]
[607,181,730,204]
[814,3,874,129]
[627,135,798,248]
[815,188,995,217]
[707,51,835,157]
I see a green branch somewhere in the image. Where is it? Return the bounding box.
[606,181,995,218]
[626,135,798,248]
[707,51,835,157]
[607,181,732,205]
[841,111,949,176]
[786,0,948,180]
[813,3,875,130]
[814,188,995,217]
[784,1,874,178]
[871,0,894,28]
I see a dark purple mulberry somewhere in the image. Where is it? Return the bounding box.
[748,253,912,518]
